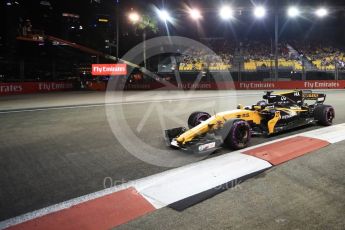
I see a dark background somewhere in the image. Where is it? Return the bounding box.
[1,0,345,81]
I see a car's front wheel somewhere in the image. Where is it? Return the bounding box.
[223,120,251,150]
[188,111,211,129]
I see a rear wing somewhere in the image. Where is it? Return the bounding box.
[263,90,303,105]
[263,90,326,105]
[302,91,326,104]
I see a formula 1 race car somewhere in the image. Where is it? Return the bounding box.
[165,90,335,154]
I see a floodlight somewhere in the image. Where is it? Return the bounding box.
[219,6,234,20]
[189,8,202,20]
[157,9,172,22]
[254,6,266,18]
[315,8,328,18]
[128,12,140,23]
[287,6,300,18]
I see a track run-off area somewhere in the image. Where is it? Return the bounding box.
[0,90,345,229]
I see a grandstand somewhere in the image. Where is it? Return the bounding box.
[167,39,345,73]
[291,41,345,71]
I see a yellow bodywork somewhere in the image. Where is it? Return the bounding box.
[267,111,281,134]
[176,109,262,144]
[176,90,311,145]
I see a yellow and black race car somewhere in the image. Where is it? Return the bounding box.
[165,90,335,154]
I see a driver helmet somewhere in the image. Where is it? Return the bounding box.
[257,100,267,106]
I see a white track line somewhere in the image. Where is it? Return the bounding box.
[0,93,261,114]
[301,123,345,143]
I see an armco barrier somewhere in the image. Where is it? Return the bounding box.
[235,80,345,90]
[2,80,344,96]
[0,82,75,96]
[100,80,345,91]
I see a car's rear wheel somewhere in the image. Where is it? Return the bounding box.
[224,120,251,150]
[188,111,211,129]
[314,105,335,126]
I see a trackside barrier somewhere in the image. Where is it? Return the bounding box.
[1,80,344,96]
[87,80,345,91]
[0,82,76,96]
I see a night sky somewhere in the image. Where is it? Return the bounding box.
[2,0,345,53]
[1,0,345,80]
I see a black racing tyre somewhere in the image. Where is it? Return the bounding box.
[187,111,211,129]
[224,120,251,150]
[314,105,335,126]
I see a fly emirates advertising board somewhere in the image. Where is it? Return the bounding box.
[91,64,127,76]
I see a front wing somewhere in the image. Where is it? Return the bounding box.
[165,127,223,154]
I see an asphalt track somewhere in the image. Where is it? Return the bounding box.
[0,90,344,229]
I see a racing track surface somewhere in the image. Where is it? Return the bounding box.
[0,90,345,229]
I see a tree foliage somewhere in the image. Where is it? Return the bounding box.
[133,14,158,34]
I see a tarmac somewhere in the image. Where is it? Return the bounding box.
[0,90,344,229]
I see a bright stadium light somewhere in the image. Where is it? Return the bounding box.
[315,8,328,18]
[219,6,234,20]
[128,11,140,23]
[254,6,266,18]
[189,8,202,20]
[287,6,300,18]
[157,9,172,22]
